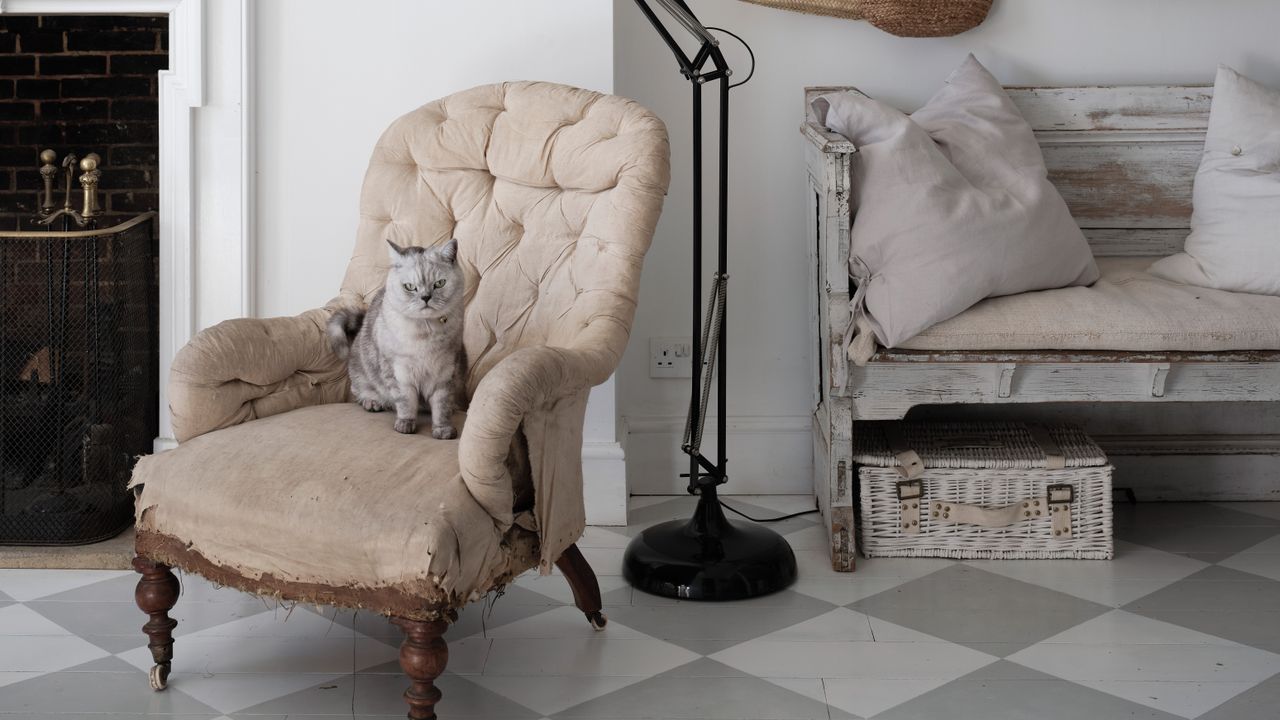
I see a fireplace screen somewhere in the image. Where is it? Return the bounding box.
[0,213,157,544]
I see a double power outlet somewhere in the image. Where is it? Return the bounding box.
[649,337,694,378]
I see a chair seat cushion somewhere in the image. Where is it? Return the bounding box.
[131,403,539,619]
[899,256,1280,352]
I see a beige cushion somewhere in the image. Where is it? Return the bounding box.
[136,82,670,602]
[133,403,536,611]
[1150,66,1280,296]
[899,256,1280,352]
[815,55,1097,360]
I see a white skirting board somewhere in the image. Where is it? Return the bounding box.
[625,415,814,495]
[1108,450,1280,502]
[583,441,628,526]
[624,414,1279,500]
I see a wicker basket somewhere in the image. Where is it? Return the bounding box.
[739,0,993,37]
[854,422,1113,560]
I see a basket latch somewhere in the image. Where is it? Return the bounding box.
[896,479,922,535]
[1047,483,1074,539]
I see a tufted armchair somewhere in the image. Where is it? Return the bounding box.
[128,82,669,719]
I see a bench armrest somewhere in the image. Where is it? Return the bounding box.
[801,120,858,155]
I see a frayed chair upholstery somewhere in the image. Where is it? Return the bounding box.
[130,82,669,623]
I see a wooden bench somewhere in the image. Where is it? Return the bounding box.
[803,84,1280,572]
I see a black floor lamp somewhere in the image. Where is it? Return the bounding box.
[622,0,798,601]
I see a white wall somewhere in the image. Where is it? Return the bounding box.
[615,0,1280,494]
[255,0,614,316]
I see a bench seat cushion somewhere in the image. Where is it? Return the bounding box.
[899,256,1280,352]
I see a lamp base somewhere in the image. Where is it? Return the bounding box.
[623,487,798,601]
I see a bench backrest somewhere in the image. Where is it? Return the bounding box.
[806,85,1212,257]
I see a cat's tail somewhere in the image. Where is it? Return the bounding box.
[326,306,365,360]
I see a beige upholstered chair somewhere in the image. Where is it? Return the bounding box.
[128,81,669,719]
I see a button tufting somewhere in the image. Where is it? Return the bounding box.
[1231,145,1243,156]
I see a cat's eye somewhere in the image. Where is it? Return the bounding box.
[433,279,447,289]
[403,283,417,293]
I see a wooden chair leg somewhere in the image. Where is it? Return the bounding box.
[132,556,179,691]
[392,617,449,720]
[555,543,607,630]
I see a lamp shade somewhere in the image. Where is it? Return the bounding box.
[739,0,992,37]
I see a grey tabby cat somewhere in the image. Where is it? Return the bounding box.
[327,238,466,437]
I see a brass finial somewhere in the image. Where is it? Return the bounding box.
[78,153,102,218]
[34,149,103,227]
[38,149,58,215]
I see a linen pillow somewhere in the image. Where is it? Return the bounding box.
[814,55,1098,364]
[1149,66,1280,296]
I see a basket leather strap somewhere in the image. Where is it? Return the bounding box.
[883,426,926,535]
[896,478,923,535]
[1028,425,1067,470]
[929,498,1047,528]
[925,486,1074,537]
[883,426,925,480]
[1048,483,1074,539]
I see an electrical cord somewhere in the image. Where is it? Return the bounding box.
[705,26,756,89]
[719,499,819,523]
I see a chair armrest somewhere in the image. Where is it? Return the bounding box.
[169,308,349,443]
[459,345,605,566]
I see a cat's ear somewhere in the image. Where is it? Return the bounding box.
[439,238,459,264]
[385,239,406,264]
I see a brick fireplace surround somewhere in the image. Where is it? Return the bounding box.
[0,14,166,230]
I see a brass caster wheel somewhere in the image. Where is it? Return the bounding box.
[587,611,607,631]
[149,663,170,691]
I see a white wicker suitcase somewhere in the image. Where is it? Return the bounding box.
[854,422,1113,560]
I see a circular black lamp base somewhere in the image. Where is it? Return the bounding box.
[623,488,798,601]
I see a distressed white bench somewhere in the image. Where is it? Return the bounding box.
[803,84,1280,572]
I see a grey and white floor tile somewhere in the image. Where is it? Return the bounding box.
[0,497,1278,719]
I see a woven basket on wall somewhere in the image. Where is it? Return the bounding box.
[740,0,993,37]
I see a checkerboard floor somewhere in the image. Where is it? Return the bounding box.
[3,497,1280,719]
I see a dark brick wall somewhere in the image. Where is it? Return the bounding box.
[0,15,166,230]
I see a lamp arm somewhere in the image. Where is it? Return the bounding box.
[632,0,731,79]
[653,0,719,45]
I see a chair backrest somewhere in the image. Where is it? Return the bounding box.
[341,82,670,392]
[805,84,1212,257]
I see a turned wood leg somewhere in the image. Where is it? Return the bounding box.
[555,543,607,630]
[392,617,449,720]
[132,556,179,691]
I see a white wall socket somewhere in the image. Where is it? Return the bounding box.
[650,337,693,378]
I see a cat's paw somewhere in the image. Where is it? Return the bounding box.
[360,399,385,412]
[431,425,458,440]
[393,417,417,434]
